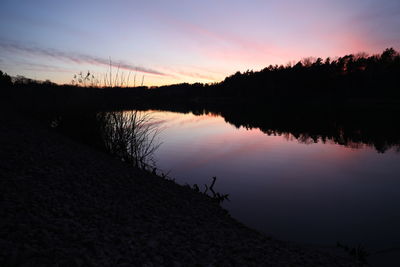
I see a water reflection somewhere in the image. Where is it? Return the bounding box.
[140,102,400,153]
[146,109,400,253]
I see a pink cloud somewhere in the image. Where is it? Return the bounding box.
[0,41,168,76]
[157,16,311,67]
[174,70,217,81]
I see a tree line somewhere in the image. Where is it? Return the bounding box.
[150,48,400,100]
[1,48,400,111]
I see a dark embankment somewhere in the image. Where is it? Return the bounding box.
[0,109,361,266]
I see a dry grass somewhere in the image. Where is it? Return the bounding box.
[97,111,160,169]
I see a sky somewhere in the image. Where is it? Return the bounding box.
[0,0,399,86]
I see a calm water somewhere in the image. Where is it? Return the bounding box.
[146,110,400,251]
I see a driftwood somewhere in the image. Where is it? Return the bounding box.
[194,176,230,204]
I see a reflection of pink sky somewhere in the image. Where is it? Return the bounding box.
[177,129,275,170]
[147,110,223,129]
[188,129,366,169]
[134,109,400,247]
[148,111,372,172]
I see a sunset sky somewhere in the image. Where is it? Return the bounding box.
[1,0,399,86]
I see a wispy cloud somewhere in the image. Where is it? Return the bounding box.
[0,41,167,76]
[175,70,216,81]
[158,17,292,65]
[13,62,73,73]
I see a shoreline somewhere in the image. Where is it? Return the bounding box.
[0,110,360,266]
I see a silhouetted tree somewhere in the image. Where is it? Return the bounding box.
[0,70,12,87]
[0,70,12,99]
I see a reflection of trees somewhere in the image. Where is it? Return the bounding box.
[147,103,400,153]
[217,105,400,153]
[262,126,398,153]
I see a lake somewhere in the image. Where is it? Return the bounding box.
[143,109,400,253]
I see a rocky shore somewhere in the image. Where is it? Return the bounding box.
[0,111,360,266]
